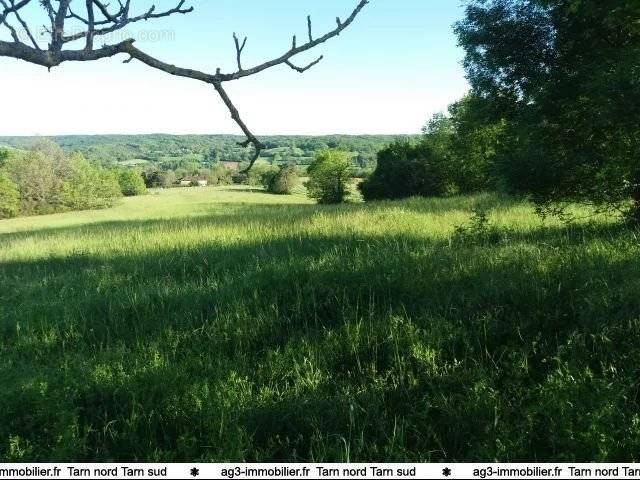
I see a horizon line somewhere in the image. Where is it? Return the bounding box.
[0,132,421,138]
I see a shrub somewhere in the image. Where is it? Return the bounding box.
[1,143,127,218]
[202,165,231,186]
[0,173,19,219]
[306,150,353,204]
[0,147,9,168]
[29,139,66,167]
[262,165,299,195]
[143,169,167,188]
[234,160,277,186]
[117,170,147,196]
[456,0,640,220]
[359,141,450,201]
[143,169,181,189]
[4,150,64,214]
[61,154,122,210]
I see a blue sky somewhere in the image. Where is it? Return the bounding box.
[1,0,470,136]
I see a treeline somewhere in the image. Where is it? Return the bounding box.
[359,0,640,221]
[139,160,297,190]
[0,138,312,220]
[0,141,146,219]
[359,94,506,200]
[0,134,411,173]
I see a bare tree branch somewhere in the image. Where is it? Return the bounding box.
[0,13,20,44]
[213,82,265,173]
[63,0,193,44]
[0,0,370,170]
[10,1,39,49]
[84,0,94,50]
[233,32,247,71]
[285,56,324,73]
[0,0,30,24]
[217,0,369,81]
[50,0,72,51]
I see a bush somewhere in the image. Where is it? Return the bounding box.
[61,154,122,210]
[234,160,276,186]
[4,150,63,215]
[359,141,450,201]
[0,173,19,219]
[1,142,128,218]
[143,169,171,189]
[202,165,231,186]
[306,150,353,204]
[0,147,10,168]
[262,165,299,195]
[439,95,507,194]
[117,170,147,196]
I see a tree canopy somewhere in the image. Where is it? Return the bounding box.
[306,150,354,204]
[456,0,640,218]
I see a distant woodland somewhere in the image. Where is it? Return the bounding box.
[0,134,411,174]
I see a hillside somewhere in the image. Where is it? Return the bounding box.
[0,134,415,169]
[2,186,638,461]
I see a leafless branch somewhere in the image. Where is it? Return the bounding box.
[233,32,247,71]
[213,82,265,173]
[0,14,20,43]
[51,0,72,51]
[285,56,324,73]
[0,0,30,25]
[84,0,94,50]
[63,0,193,44]
[1,0,37,49]
[0,0,370,170]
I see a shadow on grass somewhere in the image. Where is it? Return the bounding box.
[0,193,523,242]
[1,203,640,462]
[215,186,267,194]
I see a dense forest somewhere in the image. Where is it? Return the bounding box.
[0,134,412,173]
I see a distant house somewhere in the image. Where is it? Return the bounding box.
[178,176,208,187]
[222,161,240,171]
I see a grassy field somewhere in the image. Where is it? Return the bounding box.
[1,186,640,462]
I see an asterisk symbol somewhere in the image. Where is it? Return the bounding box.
[442,467,452,477]
[190,467,200,477]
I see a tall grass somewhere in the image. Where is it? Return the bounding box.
[1,186,638,461]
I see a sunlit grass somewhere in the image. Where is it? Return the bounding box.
[1,186,638,462]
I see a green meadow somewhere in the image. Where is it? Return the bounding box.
[1,186,639,461]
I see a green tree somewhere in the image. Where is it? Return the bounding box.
[26,138,66,167]
[117,170,147,197]
[359,141,450,201]
[2,142,128,216]
[142,168,180,189]
[423,95,508,194]
[202,166,230,186]
[456,0,640,219]
[142,169,165,189]
[235,160,277,186]
[306,150,353,204]
[0,173,19,219]
[262,165,299,195]
[61,154,122,210]
[4,150,63,214]
[163,170,178,188]
[0,147,9,168]
[206,148,219,164]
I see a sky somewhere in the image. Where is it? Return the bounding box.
[0,0,470,136]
